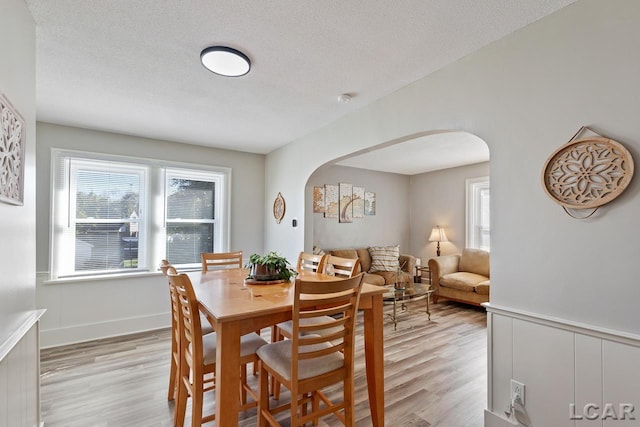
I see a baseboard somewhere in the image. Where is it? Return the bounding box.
[40,312,169,348]
[484,410,518,427]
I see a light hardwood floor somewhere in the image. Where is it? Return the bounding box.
[40,300,487,427]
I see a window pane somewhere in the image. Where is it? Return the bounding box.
[76,170,140,219]
[166,223,214,264]
[167,179,215,220]
[75,223,139,271]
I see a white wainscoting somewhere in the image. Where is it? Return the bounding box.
[485,304,640,427]
[0,310,45,427]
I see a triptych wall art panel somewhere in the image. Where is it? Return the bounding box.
[313,183,375,223]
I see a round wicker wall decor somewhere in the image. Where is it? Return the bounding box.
[542,132,634,216]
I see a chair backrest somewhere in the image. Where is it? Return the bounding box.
[296,252,326,273]
[290,273,364,383]
[324,255,360,278]
[160,259,171,276]
[201,251,243,272]
[168,270,205,367]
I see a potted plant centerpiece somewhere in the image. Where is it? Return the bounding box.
[247,251,296,281]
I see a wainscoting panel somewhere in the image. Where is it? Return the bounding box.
[486,304,640,427]
[3,324,39,427]
[603,341,640,427]
[575,335,602,427]
[488,312,513,412]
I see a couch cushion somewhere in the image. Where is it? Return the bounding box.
[440,272,488,292]
[368,245,400,272]
[356,248,371,273]
[459,248,490,277]
[363,273,385,286]
[371,270,411,286]
[330,249,358,260]
[475,280,490,295]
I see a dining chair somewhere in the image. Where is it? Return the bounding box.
[323,255,360,278]
[257,273,365,427]
[200,251,243,272]
[296,251,327,273]
[160,260,214,403]
[168,269,267,426]
[271,254,359,399]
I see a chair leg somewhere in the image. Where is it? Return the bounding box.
[174,377,187,427]
[240,364,248,405]
[168,354,177,401]
[191,377,204,427]
[344,377,355,426]
[257,361,269,427]
[270,326,282,399]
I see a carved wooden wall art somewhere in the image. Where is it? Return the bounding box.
[273,192,285,224]
[542,127,634,218]
[0,93,26,206]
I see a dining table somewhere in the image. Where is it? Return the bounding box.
[188,267,386,427]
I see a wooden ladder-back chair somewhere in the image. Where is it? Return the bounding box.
[200,251,243,272]
[271,254,359,399]
[168,269,267,426]
[296,252,327,273]
[323,255,360,278]
[257,273,365,427]
[160,260,213,404]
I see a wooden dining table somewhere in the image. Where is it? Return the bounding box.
[188,268,386,427]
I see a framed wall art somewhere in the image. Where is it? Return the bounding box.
[324,184,339,219]
[353,186,365,218]
[313,186,325,213]
[0,93,26,206]
[339,182,353,223]
[365,191,376,215]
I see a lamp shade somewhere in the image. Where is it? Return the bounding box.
[428,226,448,243]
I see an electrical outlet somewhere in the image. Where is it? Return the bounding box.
[511,380,525,405]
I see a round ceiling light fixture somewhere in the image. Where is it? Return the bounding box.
[200,46,251,77]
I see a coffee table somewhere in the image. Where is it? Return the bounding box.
[384,281,434,330]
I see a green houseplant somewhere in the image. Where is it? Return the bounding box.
[246,251,296,281]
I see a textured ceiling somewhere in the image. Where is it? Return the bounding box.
[27,0,577,157]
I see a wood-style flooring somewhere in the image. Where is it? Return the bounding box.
[40,300,487,427]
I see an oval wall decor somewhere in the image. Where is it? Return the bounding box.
[273,192,285,224]
[542,128,634,218]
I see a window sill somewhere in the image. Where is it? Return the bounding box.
[42,268,201,285]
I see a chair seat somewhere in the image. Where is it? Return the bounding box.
[276,316,342,337]
[200,315,214,335]
[200,332,267,365]
[257,339,344,382]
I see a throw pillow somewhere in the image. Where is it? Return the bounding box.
[368,245,400,272]
[312,245,325,255]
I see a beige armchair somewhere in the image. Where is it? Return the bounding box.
[428,248,490,306]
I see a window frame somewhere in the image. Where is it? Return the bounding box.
[50,149,231,280]
[465,176,490,251]
[164,167,225,269]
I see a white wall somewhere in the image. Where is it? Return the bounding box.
[409,162,490,263]
[265,1,640,425]
[307,165,411,252]
[35,123,266,347]
[0,0,39,425]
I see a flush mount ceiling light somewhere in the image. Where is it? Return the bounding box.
[200,46,251,77]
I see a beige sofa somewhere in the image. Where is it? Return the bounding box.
[428,248,490,306]
[326,247,416,286]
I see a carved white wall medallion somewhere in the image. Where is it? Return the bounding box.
[0,93,26,206]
